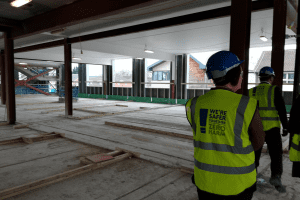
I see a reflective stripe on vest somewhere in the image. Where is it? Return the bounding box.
[191,95,255,174]
[291,139,300,151]
[190,97,198,136]
[254,84,277,113]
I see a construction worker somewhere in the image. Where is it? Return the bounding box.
[287,94,300,178]
[186,50,265,200]
[248,66,288,193]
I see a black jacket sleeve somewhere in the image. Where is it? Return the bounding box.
[274,86,288,130]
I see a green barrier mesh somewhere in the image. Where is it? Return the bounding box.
[79,94,291,111]
[177,99,189,105]
[286,105,292,113]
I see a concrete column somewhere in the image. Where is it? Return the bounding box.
[270,0,287,90]
[0,50,6,105]
[4,31,16,124]
[64,38,72,116]
[229,0,252,95]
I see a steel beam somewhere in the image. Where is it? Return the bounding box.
[64,38,72,116]
[0,51,6,105]
[229,0,252,95]
[270,0,287,90]
[4,31,16,124]
[0,26,11,33]
[11,0,159,40]
[13,1,274,54]
[0,17,21,28]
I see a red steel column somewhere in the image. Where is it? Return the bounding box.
[270,0,287,89]
[4,31,16,124]
[64,38,72,116]
[0,50,6,105]
[229,0,252,95]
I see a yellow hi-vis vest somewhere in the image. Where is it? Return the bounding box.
[248,83,281,131]
[185,89,257,196]
[290,133,300,162]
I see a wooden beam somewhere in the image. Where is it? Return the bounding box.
[230,0,252,96]
[271,0,287,89]
[12,0,274,53]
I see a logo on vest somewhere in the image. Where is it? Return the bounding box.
[208,109,226,136]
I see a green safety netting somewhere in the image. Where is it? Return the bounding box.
[78,94,293,112]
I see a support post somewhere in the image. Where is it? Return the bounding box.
[64,38,72,116]
[132,59,141,97]
[4,31,16,124]
[270,0,287,90]
[291,0,300,150]
[0,50,6,105]
[229,0,252,95]
[176,55,183,99]
[141,59,145,98]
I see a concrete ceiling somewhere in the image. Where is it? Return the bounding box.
[1,0,297,66]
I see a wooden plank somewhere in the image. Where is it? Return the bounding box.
[0,152,132,199]
[105,121,193,140]
[28,123,195,169]
[0,138,23,145]
[0,146,106,191]
[13,124,29,129]
[115,147,140,158]
[116,104,128,107]
[86,154,114,163]
[0,164,94,198]
[0,138,87,168]
[180,166,193,174]
[0,122,9,126]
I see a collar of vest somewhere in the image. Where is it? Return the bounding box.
[260,82,271,85]
[211,87,234,93]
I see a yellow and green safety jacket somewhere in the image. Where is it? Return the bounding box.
[290,133,300,162]
[248,82,281,131]
[185,89,257,196]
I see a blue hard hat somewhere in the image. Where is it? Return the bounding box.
[206,51,244,80]
[259,66,275,77]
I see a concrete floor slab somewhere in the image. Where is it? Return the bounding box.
[0,96,298,200]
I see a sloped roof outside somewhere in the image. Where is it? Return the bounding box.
[147,60,164,71]
[254,50,296,73]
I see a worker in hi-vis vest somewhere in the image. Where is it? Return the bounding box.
[248,66,288,193]
[287,94,300,178]
[186,51,265,200]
